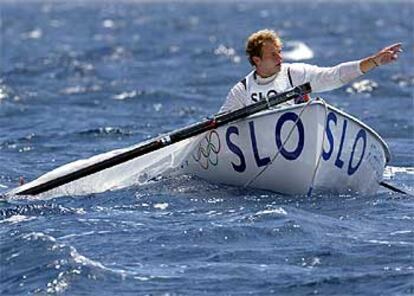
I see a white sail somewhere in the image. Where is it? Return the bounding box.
[8,136,199,200]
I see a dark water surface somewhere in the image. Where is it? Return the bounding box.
[1,1,413,295]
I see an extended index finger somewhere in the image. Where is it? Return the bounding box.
[387,43,403,52]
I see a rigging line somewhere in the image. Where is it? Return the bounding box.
[307,98,329,196]
[243,100,313,188]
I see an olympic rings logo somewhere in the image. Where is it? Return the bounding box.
[192,130,221,170]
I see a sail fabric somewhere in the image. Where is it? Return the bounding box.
[8,136,199,200]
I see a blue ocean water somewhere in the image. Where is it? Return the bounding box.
[1,1,413,295]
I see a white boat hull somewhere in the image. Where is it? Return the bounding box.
[180,100,390,195]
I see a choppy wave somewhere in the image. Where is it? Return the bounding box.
[283,41,314,61]
[2,189,413,294]
[1,1,413,295]
[77,127,133,136]
[0,202,85,219]
[384,166,414,178]
[0,82,20,102]
[346,79,378,95]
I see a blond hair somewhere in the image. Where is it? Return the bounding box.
[245,29,282,66]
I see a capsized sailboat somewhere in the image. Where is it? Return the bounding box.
[6,84,393,198]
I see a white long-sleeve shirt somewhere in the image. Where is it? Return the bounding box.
[219,60,363,113]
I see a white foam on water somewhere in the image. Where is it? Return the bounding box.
[383,166,414,178]
[366,239,412,246]
[256,207,288,216]
[68,245,174,280]
[70,248,107,270]
[21,28,43,40]
[283,41,314,61]
[22,231,57,243]
[390,230,413,236]
[153,203,169,210]
[18,231,150,293]
[0,214,36,224]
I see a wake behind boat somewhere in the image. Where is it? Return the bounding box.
[179,99,390,195]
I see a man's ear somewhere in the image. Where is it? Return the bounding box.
[252,56,261,66]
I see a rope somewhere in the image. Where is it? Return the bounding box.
[306,98,328,196]
[243,98,329,195]
[243,100,313,188]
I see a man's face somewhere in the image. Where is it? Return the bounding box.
[254,41,282,77]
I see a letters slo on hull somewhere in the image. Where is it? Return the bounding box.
[183,100,390,195]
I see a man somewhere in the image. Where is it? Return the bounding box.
[220,29,402,112]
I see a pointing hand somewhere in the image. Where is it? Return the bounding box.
[372,43,403,66]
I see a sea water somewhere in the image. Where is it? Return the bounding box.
[0,1,413,295]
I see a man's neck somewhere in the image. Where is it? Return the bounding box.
[255,68,281,79]
[254,68,281,85]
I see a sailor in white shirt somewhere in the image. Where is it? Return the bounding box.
[220,29,402,113]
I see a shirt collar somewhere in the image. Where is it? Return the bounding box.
[254,70,279,85]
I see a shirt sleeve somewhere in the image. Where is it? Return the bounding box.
[219,82,249,113]
[289,60,364,93]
